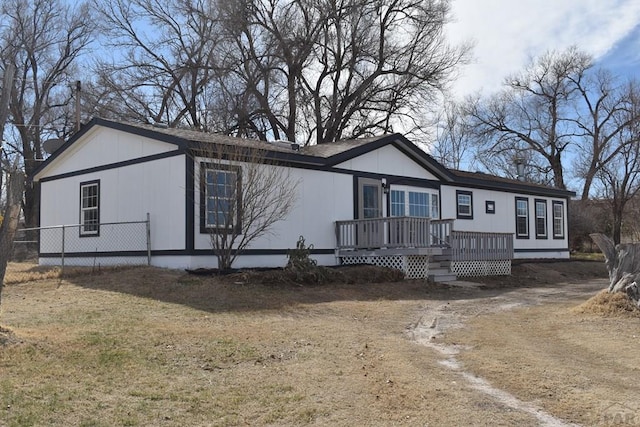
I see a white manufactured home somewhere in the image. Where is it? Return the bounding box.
[32,118,574,279]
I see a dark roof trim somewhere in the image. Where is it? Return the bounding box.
[31,117,329,180]
[36,150,184,183]
[31,117,191,179]
[452,174,576,199]
[31,117,575,200]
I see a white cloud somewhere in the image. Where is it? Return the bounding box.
[446,0,640,97]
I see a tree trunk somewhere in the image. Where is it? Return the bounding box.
[590,233,640,305]
[0,170,26,308]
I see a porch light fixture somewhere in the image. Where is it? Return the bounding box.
[381,178,389,194]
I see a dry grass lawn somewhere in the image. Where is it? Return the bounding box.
[1,260,633,426]
[442,286,640,426]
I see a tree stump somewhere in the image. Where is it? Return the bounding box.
[590,233,640,305]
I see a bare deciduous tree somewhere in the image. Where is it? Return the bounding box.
[223,0,469,144]
[570,72,640,199]
[92,0,469,142]
[0,166,25,302]
[93,0,225,129]
[194,142,299,270]
[1,0,94,228]
[431,100,475,170]
[466,48,591,190]
[592,124,640,245]
[0,62,25,302]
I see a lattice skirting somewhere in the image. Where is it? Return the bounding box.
[340,255,429,279]
[451,260,511,277]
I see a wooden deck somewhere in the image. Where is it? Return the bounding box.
[335,217,514,278]
[335,217,512,260]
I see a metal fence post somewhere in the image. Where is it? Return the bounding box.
[146,212,151,266]
[61,225,65,276]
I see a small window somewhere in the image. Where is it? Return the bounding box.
[201,164,241,232]
[535,199,547,239]
[515,197,529,239]
[456,190,473,219]
[485,201,495,214]
[553,201,565,239]
[390,190,405,216]
[431,194,439,219]
[80,180,100,236]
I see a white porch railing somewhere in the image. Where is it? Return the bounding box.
[449,231,513,261]
[335,217,513,261]
[429,219,454,247]
[335,216,433,250]
[335,216,514,277]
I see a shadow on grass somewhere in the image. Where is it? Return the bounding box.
[57,262,608,314]
[57,265,487,314]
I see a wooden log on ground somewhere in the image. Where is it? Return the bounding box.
[590,233,640,305]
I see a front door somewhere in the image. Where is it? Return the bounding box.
[358,178,383,247]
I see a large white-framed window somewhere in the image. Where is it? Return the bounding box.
[456,190,473,219]
[515,197,529,239]
[535,199,547,239]
[79,180,100,236]
[553,201,565,239]
[200,163,241,233]
[389,187,439,219]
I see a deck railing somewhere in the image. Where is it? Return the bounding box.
[335,216,432,250]
[335,217,514,261]
[429,219,454,246]
[449,231,513,261]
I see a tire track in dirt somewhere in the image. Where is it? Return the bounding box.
[410,280,606,427]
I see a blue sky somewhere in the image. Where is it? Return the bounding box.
[445,0,640,98]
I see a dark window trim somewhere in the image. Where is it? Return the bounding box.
[199,163,242,234]
[485,200,495,214]
[515,196,529,239]
[534,199,548,239]
[456,190,474,219]
[79,179,100,237]
[552,200,565,240]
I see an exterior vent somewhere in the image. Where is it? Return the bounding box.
[269,139,299,151]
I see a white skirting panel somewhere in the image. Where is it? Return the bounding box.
[451,260,511,277]
[339,254,429,279]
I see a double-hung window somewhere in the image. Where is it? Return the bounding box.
[80,180,100,236]
[535,199,547,239]
[553,201,565,239]
[408,192,429,217]
[201,164,241,232]
[390,190,405,216]
[456,190,473,219]
[515,197,529,239]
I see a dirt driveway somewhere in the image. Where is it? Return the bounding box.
[410,268,640,427]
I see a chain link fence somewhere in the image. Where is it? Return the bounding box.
[5,217,151,285]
